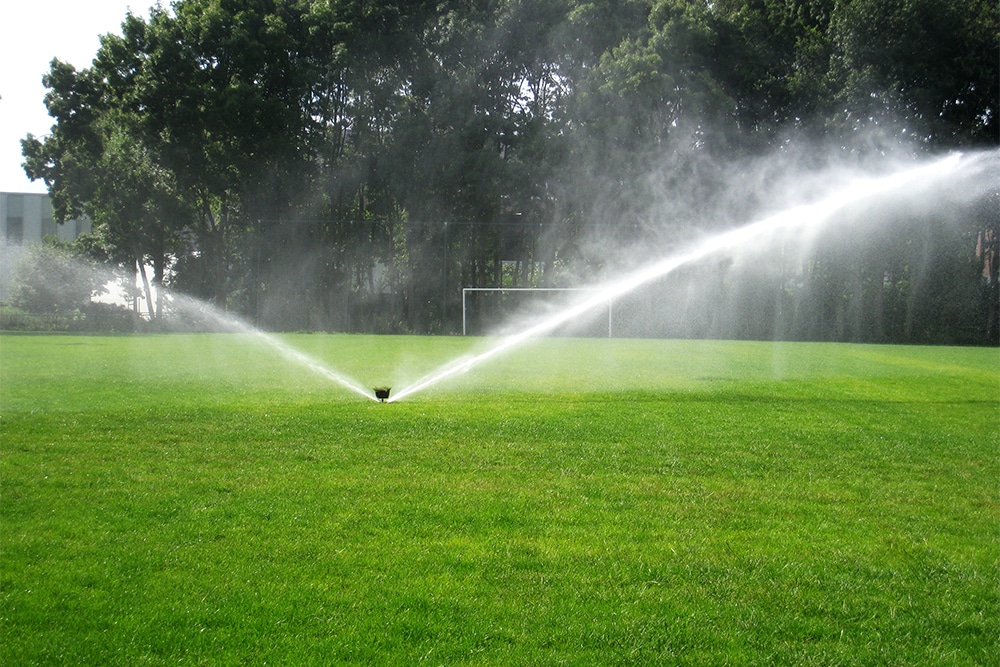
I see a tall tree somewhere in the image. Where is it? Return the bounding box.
[22,53,185,320]
[125,1,320,303]
[21,60,104,223]
[22,0,998,339]
[828,0,998,147]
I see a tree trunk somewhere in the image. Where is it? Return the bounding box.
[872,271,885,342]
[153,252,166,320]
[137,257,156,321]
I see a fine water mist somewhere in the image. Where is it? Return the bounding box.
[163,292,378,401]
[5,249,380,400]
[388,150,996,402]
[11,150,991,404]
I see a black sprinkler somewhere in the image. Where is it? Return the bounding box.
[374,387,391,402]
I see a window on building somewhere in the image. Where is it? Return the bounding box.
[6,218,24,244]
[6,194,24,245]
[41,198,57,237]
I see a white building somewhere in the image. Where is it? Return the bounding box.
[0,192,92,302]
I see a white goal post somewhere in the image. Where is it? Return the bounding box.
[461,287,613,337]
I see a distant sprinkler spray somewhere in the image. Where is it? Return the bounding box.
[388,150,978,402]
[164,291,378,401]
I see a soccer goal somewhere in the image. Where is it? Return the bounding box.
[461,287,613,337]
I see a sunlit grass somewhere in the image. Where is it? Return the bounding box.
[2,334,997,665]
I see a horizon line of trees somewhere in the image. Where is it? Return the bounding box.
[18,0,999,343]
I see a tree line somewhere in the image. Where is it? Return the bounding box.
[20,0,999,343]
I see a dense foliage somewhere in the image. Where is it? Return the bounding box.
[21,0,999,342]
[3,238,141,332]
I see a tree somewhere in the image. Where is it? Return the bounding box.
[87,122,190,320]
[828,0,998,147]
[21,0,998,340]
[22,21,190,322]
[9,238,103,317]
[21,60,104,223]
[118,1,321,304]
[709,0,838,143]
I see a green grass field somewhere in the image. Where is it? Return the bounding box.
[2,333,997,665]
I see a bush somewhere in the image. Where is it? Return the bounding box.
[9,240,103,316]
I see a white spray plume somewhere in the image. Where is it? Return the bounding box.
[390,151,978,402]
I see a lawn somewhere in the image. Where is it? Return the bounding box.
[1,333,997,665]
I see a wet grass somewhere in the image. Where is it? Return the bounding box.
[2,334,997,665]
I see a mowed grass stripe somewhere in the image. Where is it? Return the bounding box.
[1,334,997,665]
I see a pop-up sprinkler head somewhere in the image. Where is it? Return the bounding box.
[374,387,391,402]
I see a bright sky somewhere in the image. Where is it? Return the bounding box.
[0,1,155,193]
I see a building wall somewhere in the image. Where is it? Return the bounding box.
[0,192,92,303]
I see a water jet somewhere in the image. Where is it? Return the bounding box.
[388,150,996,402]
[163,291,378,401]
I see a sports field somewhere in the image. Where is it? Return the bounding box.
[2,334,997,665]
